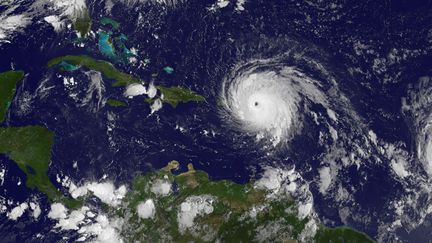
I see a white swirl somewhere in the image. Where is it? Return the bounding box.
[403,76,432,176]
[220,59,330,146]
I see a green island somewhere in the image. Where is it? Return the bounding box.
[157,86,206,108]
[107,98,127,107]
[47,55,141,87]
[47,55,205,108]
[115,161,374,242]
[0,70,24,122]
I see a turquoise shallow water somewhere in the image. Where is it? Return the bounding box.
[59,61,80,71]
[98,31,116,58]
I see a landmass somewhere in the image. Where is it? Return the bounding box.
[107,98,127,107]
[47,55,205,107]
[116,161,374,242]
[0,70,80,209]
[157,86,206,108]
[74,9,92,37]
[0,127,80,209]
[0,69,372,240]
[47,55,141,87]
[0,70,24,122]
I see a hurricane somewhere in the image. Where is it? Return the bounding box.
[216,37,408,240]
[219,38,357,151]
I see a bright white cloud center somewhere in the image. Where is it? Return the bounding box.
[221,63,327,146]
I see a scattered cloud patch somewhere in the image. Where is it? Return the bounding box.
[151,179,172,196]
[318,166,332,194]
[137,199,155,219]
[0,14,31,43]
[124,83,147,97]
[44,15,63,32]
[48,202,123,243]
[69,181,127,207]
[48,202,68,220]
[178,195,215,233]
[29,202,41,219]
[8,202,28,221]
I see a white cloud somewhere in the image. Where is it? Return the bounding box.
[147,83,157,99]
[368,130,377,145]
[48,202,124,243]
[69,181,127,207]
[150,98,163,114]
[208,0,229,11]
[297,203,312,219]
[298,218,318,242]
[50,0,87,20]
[318,166,332,194]
[0,14,31,42]
[384,143,410,178]
[48,203,68,219]
[124,83,147,97]
[54,206,88,230]
[80,215,124,243]
[88,183,126,207]
[254,167,294,194]
[390,158,409,178]
[137,199,155,219]
[29,202,41,219]
[178,195,215,233]
[235,0,246,11]
[8,202,28,221]
[151,179,171,196]
[326,108,337,121]
[44,15,63,32]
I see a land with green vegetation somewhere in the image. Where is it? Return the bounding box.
[107,98,127,107]
[116,161,374,242]
[157,86,205,108]
[58,61,80,71]
[48,55,205,107]
[0,70,24,122]
[0,126,80,209]
[74,9,92,37]
[0,70,80,208]
[48,55,142,87]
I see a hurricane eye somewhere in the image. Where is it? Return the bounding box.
[220,64,334,147]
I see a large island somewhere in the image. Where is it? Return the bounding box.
[48,55,205,108]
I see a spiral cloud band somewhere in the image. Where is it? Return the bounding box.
[220,59,331,146]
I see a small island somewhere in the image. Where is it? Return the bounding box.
[107,98,127,107]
